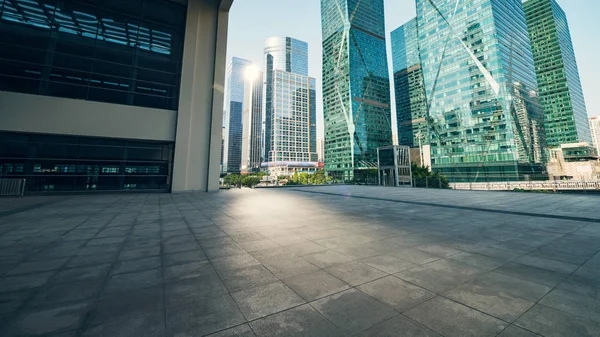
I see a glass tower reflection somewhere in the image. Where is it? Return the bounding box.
[321,0,393,181]
[416,0,547,182]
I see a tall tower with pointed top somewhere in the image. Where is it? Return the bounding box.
[321,0,393,182]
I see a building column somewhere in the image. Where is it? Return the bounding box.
[172,0,232,192]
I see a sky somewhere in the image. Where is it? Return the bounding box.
[226,0,600,139]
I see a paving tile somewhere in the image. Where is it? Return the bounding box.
[31,280,103,305]
[283,270,350,301]
[119,247,160,260]
[284,242,328,256]
[165,274,228,308]
[0,301,91,337]
[405,296,507,337]
[111,256,161,275]
[104,269,162,293]
[66,253,117,268]
[539,289,600,323]
[556,275,600,299]
[355,315,442,337]
[166,294,246,336]
[396,266,471,293]
[211,253,261,274]
[204,244,248,259]
[448,252,504,270]
[163,250,207,267]
[231,281,305,321]
[6,258,68,275]
[0,290,33,317]
[496,325,539,337]
[414,244,462,258]
[237,239,279,252]
[163,242,201,254]
[164,261,215,281]
[302,250,353,268]
[311,288,397,333]
[515,304,600,337]
[205,324,256,337]
[250,304,344,337]
[469,272,552,302]
[257,254,319,279]
[514,255,579,274]
[358,275,436,312]
[332,245,381,260]
[361,254,418,274]
[325,261,387,286]
[495,262,568,287]
[91,286,164,325]
[0,272,53,292]
[219,265,279,292]
[445,283,535,322]
[82,311,165,337]
[388,248,441,265]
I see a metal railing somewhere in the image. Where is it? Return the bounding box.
[450,181,600,191]
[0,179,26,197]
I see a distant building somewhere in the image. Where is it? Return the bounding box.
[321,0,393,181]
[262,37,318,176]
[241,70,263,174]
[546,143,600,180]
[224,57,252,173]
[390,19,428,148]
[524,0,592,147]
[317,138,325,163]
[591,117,600,157]
[416,0,546,182]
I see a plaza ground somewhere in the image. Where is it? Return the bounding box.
[0,186,599,336]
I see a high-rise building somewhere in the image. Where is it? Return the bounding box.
[317,138,325,162]
[416,0,547,182]
[524,0,592,147]
[241,69,263,174]
[223,57,252,173]
[321,0,393,181]
[263,37,318,175]
[391,18,428,148]
[590,117,600,156]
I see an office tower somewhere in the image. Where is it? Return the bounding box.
[591,117,600,156]
[524,0,592,147]
[416,0,546,182]
[321,0,393,181]
[317,138,325,162]
[241,70,264,174]
[224,57,252,173]
[391,18,428,148]
[263,37,318,176]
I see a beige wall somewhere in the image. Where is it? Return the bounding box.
[0,91,176,141]
[171,0,230,192]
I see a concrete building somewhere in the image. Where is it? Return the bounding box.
[0,0,236,193]
[590,116,600,157]
[546,143,600,180]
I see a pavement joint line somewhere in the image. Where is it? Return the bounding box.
[291,189,600,224]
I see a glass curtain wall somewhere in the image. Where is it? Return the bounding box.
[0,0,186,110]
[0,131,173,193]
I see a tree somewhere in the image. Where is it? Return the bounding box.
[411,164,449,189]
[242,176,261,188]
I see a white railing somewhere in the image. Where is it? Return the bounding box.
[450,181,600,191]
[0,179,26,197]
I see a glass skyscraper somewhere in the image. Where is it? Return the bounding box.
[223,57,252,173]
[391,18,428,148]
[241,70,263,174]
[524,0,592,147]
[321,0,393,181]
[263,37,318,173]
[416,0,546,182]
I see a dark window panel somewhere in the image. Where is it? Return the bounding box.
[78,145,123,160]
[142,0,186,27]
[46,81,88,99]
[125,146,163,161]
[132,93,171,110]
[30,143,79,159]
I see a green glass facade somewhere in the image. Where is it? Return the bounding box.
[416,0,547,182]
[524,0,592,147]
[321,0,392,181]
[391,19,428,148]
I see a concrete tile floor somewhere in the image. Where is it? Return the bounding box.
[0,186,599,336]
